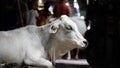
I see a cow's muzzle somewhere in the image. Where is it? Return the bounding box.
[83,40,88,48]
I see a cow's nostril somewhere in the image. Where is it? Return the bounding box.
[83,41,88,47]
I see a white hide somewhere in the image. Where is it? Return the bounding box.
[70,16,87,35]
[0,15,87,68]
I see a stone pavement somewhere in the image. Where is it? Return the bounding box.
[55,59,91,68]
[0,59,91,68]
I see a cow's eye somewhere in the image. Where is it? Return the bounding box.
[65,25,73,30]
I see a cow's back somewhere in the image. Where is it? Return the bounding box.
[0,25,39,64]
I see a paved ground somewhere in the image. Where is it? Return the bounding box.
[55,59,91,68]
[0,59,91,68]
[56,64,91,68]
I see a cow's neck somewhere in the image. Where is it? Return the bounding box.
[37,26,52,47]
[37,25,74,63]
[46,37,74,63]
[53,42,74,59]
[44,34,56,62]
[37,26,57,62]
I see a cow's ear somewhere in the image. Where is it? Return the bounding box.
[49,25,58,33]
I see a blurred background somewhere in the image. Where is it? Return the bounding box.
[0,0,120,68]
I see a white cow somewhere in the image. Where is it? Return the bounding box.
[67,16,87,59]
[47,16,88,59]
[0,15,87,68]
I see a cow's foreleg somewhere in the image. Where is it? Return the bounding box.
[75,48,79,59]
[24,58,53,68]
[67,51,71,60]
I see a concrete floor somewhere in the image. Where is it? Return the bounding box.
[0,59,91,68]
[55,59,90,68]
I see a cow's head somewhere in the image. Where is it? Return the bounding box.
[49,15,88,49]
